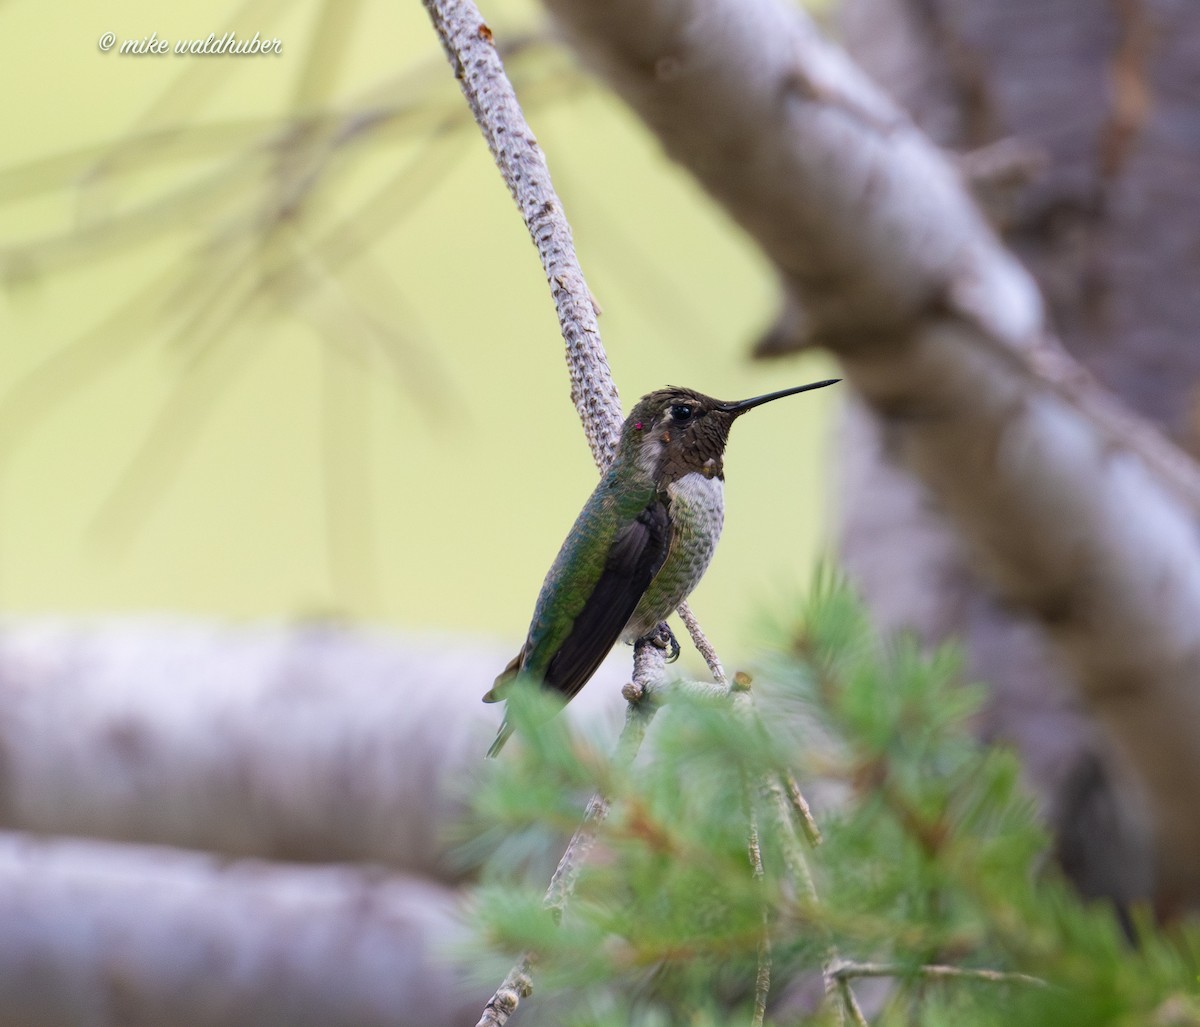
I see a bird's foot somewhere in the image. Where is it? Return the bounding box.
[638,621,680,664]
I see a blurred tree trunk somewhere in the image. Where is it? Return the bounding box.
[837,0,1200,910]
[0,832,485,1027]
[0,618,622,871]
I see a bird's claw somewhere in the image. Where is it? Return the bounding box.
[641,622,680,664]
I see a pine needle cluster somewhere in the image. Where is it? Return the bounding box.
[465,579,1200,1025]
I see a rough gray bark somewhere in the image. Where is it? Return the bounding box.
[539,0,1200,910]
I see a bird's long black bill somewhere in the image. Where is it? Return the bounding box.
[719,378,841,416]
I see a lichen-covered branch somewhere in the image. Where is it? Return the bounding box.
[678,600,727,686]
[421,0,622,469]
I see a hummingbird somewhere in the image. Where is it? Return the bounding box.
[484,379,839,757]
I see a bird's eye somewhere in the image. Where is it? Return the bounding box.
[670,404,694,422]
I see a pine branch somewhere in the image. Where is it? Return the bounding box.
[475,640,669,1027]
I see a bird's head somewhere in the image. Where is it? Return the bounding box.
[620,379,839,484]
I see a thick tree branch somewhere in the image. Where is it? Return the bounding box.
[0,831,484,1027]
[0,617,623,874]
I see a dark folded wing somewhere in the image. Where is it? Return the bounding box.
[541,498,670,701]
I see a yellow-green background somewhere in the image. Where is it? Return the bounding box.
[0,0,838,661]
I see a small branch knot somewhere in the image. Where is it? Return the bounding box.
[494,988,520,1012]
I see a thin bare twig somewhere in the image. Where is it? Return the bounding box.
[475,641,669,1026]
[678,601,727,685]
[837,977,871,1027]
[747,810,772,1027]
[545,641,666,916]
[829,960,1048,989]
[783,767,823,847]
[765,775,863,1023]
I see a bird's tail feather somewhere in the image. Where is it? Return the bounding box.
[486,718,515,759]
